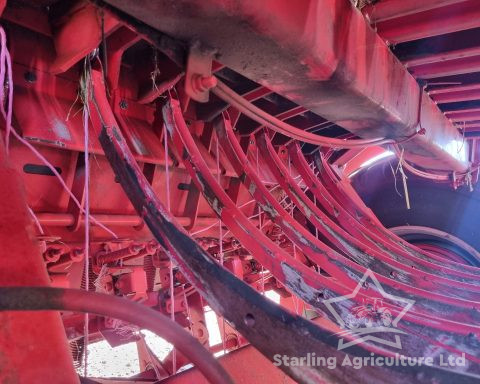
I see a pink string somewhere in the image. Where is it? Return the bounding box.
[0,26,115,373]
[216,136,224,266]
[0,28,42,231]
[4,48,12,152]
[0,27,7,122]
[28,206,45,235]
[10,128,117,237]
[0,28,13,153]
[82,66,91,377]
[164,126,176,373]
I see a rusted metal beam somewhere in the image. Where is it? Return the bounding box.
[101,0,468,172]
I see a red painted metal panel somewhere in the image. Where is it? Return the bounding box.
[162,345,296,384]
[362,0,468,23]
[0,142,78,383]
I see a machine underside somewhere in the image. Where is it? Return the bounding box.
[1,0,480,383]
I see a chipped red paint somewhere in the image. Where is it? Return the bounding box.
[2,1,480,383]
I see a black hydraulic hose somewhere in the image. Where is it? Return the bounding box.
[0,286,233,384]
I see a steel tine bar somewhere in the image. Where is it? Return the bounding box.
[290,143,480,282]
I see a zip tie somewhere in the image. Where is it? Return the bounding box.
[396,149,411,210]
[389,160,403,198]
[466,169,473,192]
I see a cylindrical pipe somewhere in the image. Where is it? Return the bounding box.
[35,213,143,227]
[212,79,394,148]
[35,213,219,229]
[0,287,233,384]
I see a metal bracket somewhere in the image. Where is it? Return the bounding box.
[185,41,217,102]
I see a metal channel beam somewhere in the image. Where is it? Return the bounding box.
[362,0,469,23]
[433,92,480,105]
[102,0,468,172]
[406,47,480,79]
[0,139,78,382]
[371,0,480,44]
[447,110,480,122]
[457,122,480,132]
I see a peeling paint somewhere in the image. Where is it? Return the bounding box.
[281,262,318,303]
